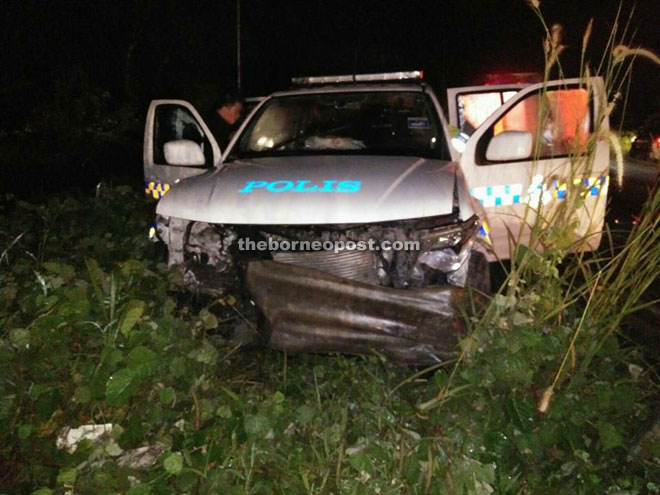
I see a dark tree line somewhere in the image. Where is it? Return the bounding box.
[1,0,657,197]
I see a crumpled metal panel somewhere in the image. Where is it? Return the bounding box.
[246,260,479,365]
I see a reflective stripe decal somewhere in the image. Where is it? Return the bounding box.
[553,176,609,200]
[144,181,171,199]
[470,183,523,208]
[471,175,608,208]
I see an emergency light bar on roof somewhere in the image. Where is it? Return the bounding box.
[291,70,423,85]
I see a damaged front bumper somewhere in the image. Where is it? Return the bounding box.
[155,215,485,363]
[246,260,482,365]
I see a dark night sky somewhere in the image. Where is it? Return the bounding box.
[1,0,659,128]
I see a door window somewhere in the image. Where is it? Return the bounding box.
[153,105,213,166]
[456,90,518,132]
[476,88,591,164]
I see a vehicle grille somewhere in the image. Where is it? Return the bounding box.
[271,249,378,284]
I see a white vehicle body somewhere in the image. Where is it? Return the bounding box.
[143,74,609,293]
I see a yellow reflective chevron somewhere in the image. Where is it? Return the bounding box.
[144,181,171,199]
[478,220,492,245]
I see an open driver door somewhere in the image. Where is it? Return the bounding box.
[143,100,221,199]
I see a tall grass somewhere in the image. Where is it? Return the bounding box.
[516,4,659,414]
[413,8,659,487]
[423,1,660,415]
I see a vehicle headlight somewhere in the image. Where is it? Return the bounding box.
[418,217,479,252]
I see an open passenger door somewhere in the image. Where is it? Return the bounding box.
[143,100,221,199]
[456,78,610,261]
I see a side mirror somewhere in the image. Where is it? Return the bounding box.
[163,139,205,166]
[485,131,533,161]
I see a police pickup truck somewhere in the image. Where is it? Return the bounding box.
[141,71,609,361]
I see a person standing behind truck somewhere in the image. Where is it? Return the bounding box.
[205,92,244,151]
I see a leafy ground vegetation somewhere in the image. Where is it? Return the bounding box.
[2,5,660,493]
[0,180,658,495]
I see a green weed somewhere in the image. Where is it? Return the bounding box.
[0,5,658,494]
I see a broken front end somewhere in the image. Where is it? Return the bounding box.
[152,214,485,364]
[153,213,481,293]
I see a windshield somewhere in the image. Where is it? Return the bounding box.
[232,91,449,160]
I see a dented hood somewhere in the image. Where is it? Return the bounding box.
[157,155,456,224]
